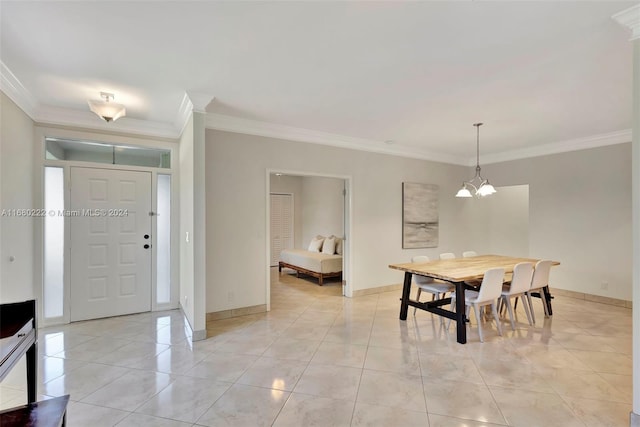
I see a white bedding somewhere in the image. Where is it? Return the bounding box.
[279,249,343,274]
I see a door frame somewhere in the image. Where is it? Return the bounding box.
[35,127,180,327]
[265,169,353,310]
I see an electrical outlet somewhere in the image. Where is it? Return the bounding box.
[228,291,234,303]
[601,282,609,290]
[184,295,188,306]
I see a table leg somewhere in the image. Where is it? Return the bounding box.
[26,341,37,403]
[399,272,412,320]
[455,281,467,344]
[543,285,553,316]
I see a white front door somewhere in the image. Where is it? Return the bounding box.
[70,167,152,321]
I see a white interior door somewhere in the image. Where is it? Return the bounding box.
[270,194,293,266]
[70,167,152,321]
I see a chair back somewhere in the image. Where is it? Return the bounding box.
[462,251,477,258]
[439,252,455,260]
[411,256,433,284]
[531,260,553,290]
[476,267,505,303]
[509,262,534,294]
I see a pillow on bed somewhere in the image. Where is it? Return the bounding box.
[334,236,343,255]
[308,235,324,252]
[322,236,336,255]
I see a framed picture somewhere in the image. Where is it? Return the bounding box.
[402,182,439,248]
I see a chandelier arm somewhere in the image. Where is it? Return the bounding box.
[456,122,495,198]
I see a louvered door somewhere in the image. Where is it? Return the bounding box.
[270,194,293,266]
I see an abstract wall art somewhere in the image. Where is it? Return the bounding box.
[402,182,439,248]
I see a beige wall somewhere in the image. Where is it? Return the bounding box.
[460,184,529,258]
[484,143,632,300]
[301,176,344,246]
[179,111,208,339]
[0,93,35,302]
[205,129,469,313]
[179,115,195,327]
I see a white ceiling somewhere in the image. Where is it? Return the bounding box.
[0,1,635,165]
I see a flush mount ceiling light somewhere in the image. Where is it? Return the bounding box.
[455,123,497,198]
[88,92,126,122]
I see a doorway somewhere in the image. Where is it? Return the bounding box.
[267,171,351,305]
[69,167,153,321]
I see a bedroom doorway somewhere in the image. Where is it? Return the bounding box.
[267,171,351,304]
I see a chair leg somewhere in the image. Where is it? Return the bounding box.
[413,288,422,315]
[434,293,446,326]
[505,298,516,331]
[526,292,536,324]
[520,293,533,326]
[447,295,456,330]
[472,304,483,342]
[491,303,503,336]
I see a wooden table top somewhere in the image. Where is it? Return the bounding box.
[389,254,560,282]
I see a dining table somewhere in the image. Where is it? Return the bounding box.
[389,254,560,344]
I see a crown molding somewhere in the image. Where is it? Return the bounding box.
[1,62,38,117]
[185,91,214,113]
[481,129,632,165]
[1,61,632,164]
[206,113,467,165]
[175,92,194,134]
[1,60,185,139]
[613,5,640,41]
[35,105,181,139]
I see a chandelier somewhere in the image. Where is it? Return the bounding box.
[455,123,496,198]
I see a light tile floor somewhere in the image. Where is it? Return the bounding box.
[0,268,633,426]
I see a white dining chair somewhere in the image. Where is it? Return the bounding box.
[439,252,456,260]
[527,260,554,323]
[411,256,455,316]
[498,262,534,330]
[462,251,478,258]
[449,267,504,342]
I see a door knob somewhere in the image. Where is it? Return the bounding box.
[144,234,150,239]
[144,244,150,249]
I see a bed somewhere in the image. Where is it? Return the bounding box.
[278,235,343,285]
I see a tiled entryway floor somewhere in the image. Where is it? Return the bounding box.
[0,269,632,426]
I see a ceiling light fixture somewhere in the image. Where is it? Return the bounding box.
[88,92,126,122]
[455,122,497,198]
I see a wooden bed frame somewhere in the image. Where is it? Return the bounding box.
[278,261,342,286]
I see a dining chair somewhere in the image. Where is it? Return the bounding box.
[498,262,534,330]
[439,252,456,260]
[411,256,455,316]
[462,251,478,258]
[449,267,505,342]
[527,260,554,323]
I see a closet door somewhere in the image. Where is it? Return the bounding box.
[270,194,294,266]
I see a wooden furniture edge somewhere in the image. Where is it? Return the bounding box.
[0,394,70,427]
